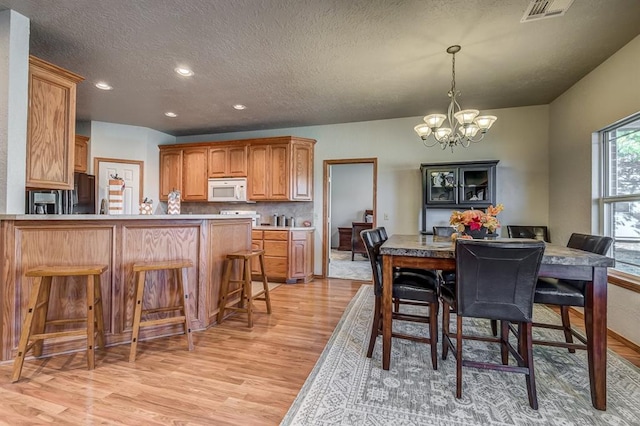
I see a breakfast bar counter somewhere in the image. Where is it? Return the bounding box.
[0,214,253,361]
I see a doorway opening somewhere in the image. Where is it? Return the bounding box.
[322,158,377,280]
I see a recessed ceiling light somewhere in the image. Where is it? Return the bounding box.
[233,104,247,110]
[95,82,113,90]
[174,67,194,77]
[165,112,178,118]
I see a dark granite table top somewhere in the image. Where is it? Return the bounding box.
[380,234,615,268]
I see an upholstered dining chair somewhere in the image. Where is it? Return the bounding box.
[361,228,440,370]
[507,225,550,243]
[441,239,545,409]
[533,233,612,354]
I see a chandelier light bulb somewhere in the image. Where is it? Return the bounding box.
[414,45,497,151]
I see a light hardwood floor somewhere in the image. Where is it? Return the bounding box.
[0,278,638,424]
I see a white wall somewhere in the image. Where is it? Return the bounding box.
[0,10,29,214]
[89,121,175,211]
[549,34,640,345]
[330,163,374,247]
[178,104,550,275]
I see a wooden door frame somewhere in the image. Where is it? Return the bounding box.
[94,157,145,212]
[322,158,377,278]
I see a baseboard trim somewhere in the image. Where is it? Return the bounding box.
[568,307,640,354]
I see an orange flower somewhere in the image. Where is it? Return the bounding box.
[449,204,503,234]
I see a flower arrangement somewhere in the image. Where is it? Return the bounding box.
[449,204,504,239]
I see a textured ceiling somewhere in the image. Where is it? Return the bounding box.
[1,0,640,137]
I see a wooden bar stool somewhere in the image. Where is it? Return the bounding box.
[218,249,271,328]
[129,259,194,362]
[12,264,108,383]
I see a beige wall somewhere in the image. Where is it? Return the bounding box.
[549,34,640,345]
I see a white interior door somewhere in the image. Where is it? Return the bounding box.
[97,161,141,214]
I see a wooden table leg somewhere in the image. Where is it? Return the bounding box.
[585,266,607,410]
[382,255,393,370]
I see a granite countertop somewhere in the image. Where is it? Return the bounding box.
[381,234,615,267]
[253,225,315,231]
[0,214,257,221]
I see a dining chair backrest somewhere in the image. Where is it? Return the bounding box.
[507,225,550,242]
[455,239,545,322]
[378,226,388,242]
[361,228,383,295]
[566,233,613,255]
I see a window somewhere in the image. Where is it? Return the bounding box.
[601,113,640,276]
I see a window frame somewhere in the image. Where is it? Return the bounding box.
[599,112,640,282]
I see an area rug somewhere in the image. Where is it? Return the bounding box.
[328,249,372,281]
[282,285,640,425]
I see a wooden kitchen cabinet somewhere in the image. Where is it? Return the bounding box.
[251,228,314,283]
[74,135,89,173]
[248,137,315,201]
[26,56,84,190]
[208,144,248,178]
[182,147,208,201]
[159,147,208,201]
[159,148,183,200]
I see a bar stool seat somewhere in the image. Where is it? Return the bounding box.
[129,259,194,362]
[218,249,272,328]
[12,264,108,383]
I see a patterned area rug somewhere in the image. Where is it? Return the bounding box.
[328,249,372,281]
[282,285,640,425]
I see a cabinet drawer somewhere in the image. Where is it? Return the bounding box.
[291,230,310,241]
[263,230,289,241]
[263,240,288,257]
[251,230,263,240]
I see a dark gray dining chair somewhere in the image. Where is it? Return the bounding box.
[441,239,545,409]
[533,233,612,353]
[361,228,440,370]
[507,225,550,242]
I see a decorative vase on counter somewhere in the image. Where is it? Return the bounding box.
[463,226,488,239]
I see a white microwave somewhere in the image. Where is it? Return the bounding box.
[208,178,248,202]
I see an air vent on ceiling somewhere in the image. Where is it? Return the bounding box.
[521,0,575,23]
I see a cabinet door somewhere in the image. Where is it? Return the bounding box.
[159,149,183,200]
[289,230,314,282]
[208,147,228,178]
[248,145,269,199]
[269,144,290,199]
[26,57,82,190]
[74,135,89,173]
[182,148,208,201]
[425,168,458,206]
[291,142,313,200]
[458,165,496,207]
[227,145,248,177]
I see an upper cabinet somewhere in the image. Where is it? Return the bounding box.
[26,56,84,189]
[248,137,315,201]
[420,160,499,209]
[74,135,89,173]
[208,144,248,178]
[159,136,315,203]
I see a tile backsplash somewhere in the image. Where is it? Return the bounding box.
[162,201,315,227]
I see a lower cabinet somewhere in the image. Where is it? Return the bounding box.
[251,228,314,283]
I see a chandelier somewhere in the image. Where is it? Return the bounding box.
[414,45,497,151]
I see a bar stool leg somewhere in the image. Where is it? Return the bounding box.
[243,259,254,328]
[32,276,52,357]
[258,253,272,314]
[12,276,46,383]
[129,270,146,362]
[86,274,96,370]
[175,267,194,351]
[217,259,233,324]
[94,274,106,350]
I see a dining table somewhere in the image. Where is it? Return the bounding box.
[380,234,615,411]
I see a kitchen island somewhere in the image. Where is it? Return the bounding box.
[0,214,253,361]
